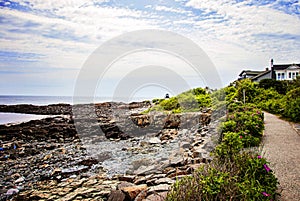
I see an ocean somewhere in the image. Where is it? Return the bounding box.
[0,96,79,125]
[0,95,74,106]
[0,95,151,125]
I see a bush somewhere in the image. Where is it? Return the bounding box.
[236,153,279,200]
[166,100,279,201]
[166,152,279,201]
[259,79,287,94]
[144,87,212,113]
[258,99,284,114]
[159,97,180,111]
[283,88,300,122]
[215,132,243,159]
[236,79,259,104]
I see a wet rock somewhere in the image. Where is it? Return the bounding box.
[0,104,72,115]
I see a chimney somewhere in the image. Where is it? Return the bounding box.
[271,59,274,68]
[265,67,269,71]
[271,59,275,79]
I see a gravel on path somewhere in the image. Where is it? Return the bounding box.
[262,112,300,201]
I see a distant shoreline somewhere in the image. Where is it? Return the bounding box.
[0,95,154,106]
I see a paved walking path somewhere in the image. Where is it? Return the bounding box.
[262,112,300,201]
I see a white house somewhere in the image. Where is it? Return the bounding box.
[238,59,300,82]
[272,61,300,81]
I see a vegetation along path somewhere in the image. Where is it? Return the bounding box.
[262,112,300,201]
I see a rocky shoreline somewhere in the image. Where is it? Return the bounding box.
[0,102,222,201]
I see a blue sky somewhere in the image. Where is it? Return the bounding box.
[0,0,299,98]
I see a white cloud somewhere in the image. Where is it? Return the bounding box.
[154,5,189,14]
[0,0,300,95]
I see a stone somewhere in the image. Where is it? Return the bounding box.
[164,114,181,129]
[167,169,189,178]
[169,156,185,167]
[107,190,130,201]
[117,181,135,190]
[6,188,19,195]
[134,190,147,201]
[134,175,153,185]
[120,184,148,200]
[192,140,204,147]
[51,168,62,176]
[148,137,161,144]
[148,184,170,194]
[118,175,135,183]
[180,141,191,149]
[134,165,161,176]
[14,176,25,183]
[154,177,174,185]
[145,192,168,201]
[43,154,52,160]
[200,112,211,126]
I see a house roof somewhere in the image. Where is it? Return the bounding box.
[239,70,265,77]
[251,70,271,81]
[273,64,300,71]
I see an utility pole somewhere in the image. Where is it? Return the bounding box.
[243,89,246,104]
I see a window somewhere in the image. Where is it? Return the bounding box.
[281,73,285,79]
[292,72,295,79]
[289,72,292,78]
[277,73,281,80]
[297,72,299,76]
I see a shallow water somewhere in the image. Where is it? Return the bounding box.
[0,112,52,125]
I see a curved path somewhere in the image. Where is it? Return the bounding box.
[262,112,300,201]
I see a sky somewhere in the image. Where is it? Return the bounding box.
[0,0,299,99]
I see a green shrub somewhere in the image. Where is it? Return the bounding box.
[236,152,279,200]
[259,79,287,94]
[166,152,279,201]
[166,89,279,201]
[152,98,164,105]
[215,132,243,159]
[283,88,300,122]
[225,85,237,103]
[236,79,260,103]
[258,98,284,114]
[144,87,212,113]
[160,97,180,111]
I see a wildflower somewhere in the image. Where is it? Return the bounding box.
[257,155,262,159]
[263,164,271,172]
[262,192,270,196]
[239,136,243,139]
